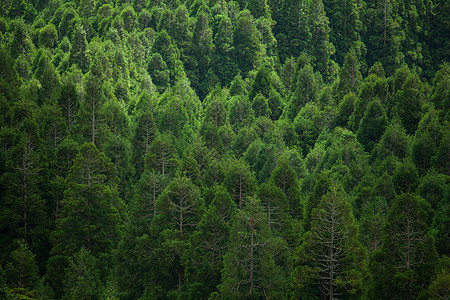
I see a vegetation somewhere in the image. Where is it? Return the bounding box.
[0,0,448,298]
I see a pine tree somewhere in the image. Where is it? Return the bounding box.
[213,15,238,86]
[69,24,88,72]
[221,197,288,298]
[153,176,205,294]
[48,143,120,296]
[370,193,438,299]
[224,158,257,209]
[191,11,214,98]
[323,0,362,64]
[357,99,388,151]
[5,239,39,289]
[233,10,263,76]
[286,63,317,120]
[63,247,102,300]
[0,117,47,261]
[292,185,367,299]
[183,188,236,298]
[336,48,363,100]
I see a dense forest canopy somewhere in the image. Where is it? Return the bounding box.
[0,0,449,299]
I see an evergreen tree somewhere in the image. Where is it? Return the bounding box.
[336,48,363,100]
[213,15,237,86]
[63,247,102,300]
[152,176,205,295]
[69,24,88,72]
[224,158,257,209]
[286,63,317,120]
[183,188,236,298]
[292,185,367,299]
[232,10,263,76]
[370,193,438,299]
[221,197,288,298]
[323,0,362,64]
[5,239,39,290]
[48,143,120,296]
[357,99,388,151]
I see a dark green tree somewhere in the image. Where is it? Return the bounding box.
[323,0,362,64]
[292,185,367,299]
[48,143,119,295]
[224,158,257,209]
[232,10,263,76]
[370,193,438,300]
[213,15,237,86]
[286,63,317,120]
[357,99,388,151]
[221,197,288,298]
[153,176,205,295]
[5,239,39,290]
[63,247,102,300]
[69,24,88,72]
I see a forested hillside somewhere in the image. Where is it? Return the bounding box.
[0,0,449,298]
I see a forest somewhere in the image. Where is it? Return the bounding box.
[0,0,449,298]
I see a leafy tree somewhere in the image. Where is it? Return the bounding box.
[335,92,356,128]
[427,256,450,300]
[393,71,425,134]
[257,181,299,246]
[375,120,410,161]
[359,196,388,253]
[363,0,404,73]
[191,11,214,98]
[146,132,177,179]
[152,30,181,83]
[275,0,311,61]
[59,75,80,135]
[393,158,419,193]
[270,157,302,220]
[183,188,236,298]
[69,24,88,72]
[39,23,58,49]
[335,48,363,99]
[307,0,335,77]
[75,70,107,146]
[213,15,237,86]
[431,198,450,257]
[323,0,362,64]
[429,63,450,118]
[229,95,255,132]
[0,117,47,261]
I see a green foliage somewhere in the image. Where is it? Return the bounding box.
[63,247,101,300]
[0,1,447,299]
[370,193,438,299]
[292,185,367,299]
[221,197,288,298]
[5,240,39,289]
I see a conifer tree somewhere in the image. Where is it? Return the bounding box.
[5,239,39,290]
[221,197,288,298]
[292,185,367,299]
[48,143,120,295]
[370,193,438,299]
